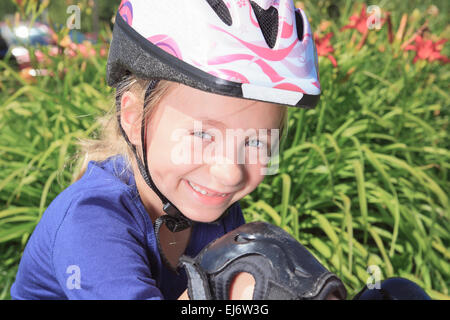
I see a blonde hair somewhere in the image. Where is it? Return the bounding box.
[71,75,172,181]
[71,76,289,182]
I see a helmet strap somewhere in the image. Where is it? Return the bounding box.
[116,79,193,272]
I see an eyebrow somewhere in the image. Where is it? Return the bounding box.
[195,118,226,127]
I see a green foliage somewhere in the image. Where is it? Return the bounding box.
[46,0,121,31]
[0,27,112,300]
[0,0,449,300]
[0,1,17,20]
[1,0,121,31]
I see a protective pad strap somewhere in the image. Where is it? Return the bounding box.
[209,255,271,300]
[178,255,212,300]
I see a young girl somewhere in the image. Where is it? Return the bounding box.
[11,0,321,299]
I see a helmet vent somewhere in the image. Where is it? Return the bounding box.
[206,0,233,26]
[249,1,279,49]
[295,10,304,41]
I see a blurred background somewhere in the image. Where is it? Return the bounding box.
[0,0,449,300]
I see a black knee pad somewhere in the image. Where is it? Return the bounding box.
[353,277,432,300]
[179,222,347,300]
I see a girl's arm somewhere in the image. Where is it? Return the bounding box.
[178,272,255,300]
[178,289,189,300]
[52,192,165,299]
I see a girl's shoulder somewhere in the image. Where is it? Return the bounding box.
[41,155,149,236]
[76,154,135,192]
[11,155,153,299]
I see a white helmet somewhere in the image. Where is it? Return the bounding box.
[107,0,321,108]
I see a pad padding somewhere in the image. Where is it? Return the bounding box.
[179,222,347,300]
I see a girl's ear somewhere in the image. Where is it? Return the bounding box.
[120,91,142,146]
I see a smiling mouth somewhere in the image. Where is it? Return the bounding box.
[187,180,230,197]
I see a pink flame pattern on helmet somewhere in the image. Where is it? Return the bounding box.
[148,35,183,60]
[117,0,320,103]
[118,0,133,26]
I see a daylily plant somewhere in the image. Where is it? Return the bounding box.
[340,4,392,49]
[404,35,449,64]
[341,4,374,35]
[314,32,337,68]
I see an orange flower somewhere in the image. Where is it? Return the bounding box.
[404,35,449,64]
[341,5,371,35]
[77,43,96,58]
[59,35,72,48]
[314,32,337,68]
[99,47,107,57]
[12,0,24,9]
[19,67,36,83]
[318,20,332,33]
[341,5,387,34]
[341,5,391,49]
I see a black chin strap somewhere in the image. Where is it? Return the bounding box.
[138,80,193,232]
[116,79,193,272]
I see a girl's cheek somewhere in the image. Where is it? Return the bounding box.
[167,136,202,167]
[242,165,265,191]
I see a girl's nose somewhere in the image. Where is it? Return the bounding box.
[209,156,245,188]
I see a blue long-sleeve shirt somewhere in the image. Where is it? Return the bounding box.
[10,155,245,300]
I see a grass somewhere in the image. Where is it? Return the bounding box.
[0,0,449,299]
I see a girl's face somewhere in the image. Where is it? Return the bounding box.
[128,83,286,223]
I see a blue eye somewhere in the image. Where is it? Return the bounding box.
[246,139,264,148]
[193,131,213,141]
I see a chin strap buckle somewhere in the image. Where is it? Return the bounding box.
[162,202,193,232]
[154,207,193,274]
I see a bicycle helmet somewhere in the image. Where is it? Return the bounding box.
[108,0,320,107]
[106,0,321,270]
